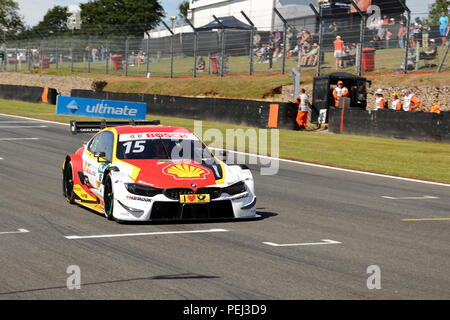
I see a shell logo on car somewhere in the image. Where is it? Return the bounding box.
[163,163,209,180]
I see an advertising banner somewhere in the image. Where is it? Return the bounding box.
[56,96,147,120]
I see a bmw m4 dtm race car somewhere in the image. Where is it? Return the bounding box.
[62,120,257,223]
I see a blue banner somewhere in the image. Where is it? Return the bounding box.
[56,96,147,120]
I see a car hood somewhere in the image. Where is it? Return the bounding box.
[117,159,221,189]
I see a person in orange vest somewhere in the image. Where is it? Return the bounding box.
[332,80,349,107]
[402,89,421,112]
[431,104,441,114]
[390,92,402,110]
[333,36,344,69]
[292,88,310,130]
[374,89,385,110]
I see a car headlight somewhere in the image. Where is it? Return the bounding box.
[125,183,163,197]
[222,181,246,195]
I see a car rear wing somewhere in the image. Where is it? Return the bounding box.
[70,119,161,134]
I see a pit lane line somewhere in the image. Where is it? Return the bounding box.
[1,113,449,188]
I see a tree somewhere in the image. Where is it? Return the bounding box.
[178,1,189,20]
[33,5,71,34]
[428,0,449,25]
[0,0,24,33]
[79,0,164,36]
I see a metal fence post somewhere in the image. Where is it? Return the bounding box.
[241,11,256,75]
[351,1,372,76]
[55,35,59,69]
[105,38,109,74]
[309,4,323,76]
[15,40,19,72]
[27,38,31,71]
[399,1,411,74]
[249,28,254,75]
[70,31,74,72]
[220,29,225,77]
[437,40,449,72]
[145,34,150,77]
[125,37,129,76]
[88,35,91,73]
[170,33,174,78]
[193,31,198,77]
[273,8,287,74]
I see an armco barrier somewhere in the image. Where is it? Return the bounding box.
[329,108,450,143]
[70,89,298,129]
[0,84,58,104]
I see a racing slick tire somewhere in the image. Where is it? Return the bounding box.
[103,175,115,221]
[63,162,76,204]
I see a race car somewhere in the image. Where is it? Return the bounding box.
[62,120,257,222]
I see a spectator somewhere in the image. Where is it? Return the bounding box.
[266,43,274,71]
[328,21,338,33]
[299,41,311,67]
[91,47,98,62]
[253,32,261,48]
[421,19,431,48]
[255,45,266,63]
[374,89,385,110]
[385,28,392,49]
[439,12,449,46]
[390,93,402,110]
[292,88,310,130]
[398,21,407,49]
[412,17,422,47]
[305,43,319,67]
[333,35,344,69]
[195,56,205,72]
[402,89,421,112]
[399,48,418,71]
[332,80,349,107]
[419,38,437,59]
[399,13,407,25]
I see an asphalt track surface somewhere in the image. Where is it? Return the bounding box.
[0,114,449,300]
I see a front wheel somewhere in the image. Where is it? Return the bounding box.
[63,162,76,204]
[103,175,115,221]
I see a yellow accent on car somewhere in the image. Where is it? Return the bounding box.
[73,184,97,202]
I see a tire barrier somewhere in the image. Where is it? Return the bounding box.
[0,84,58,105]
[329,107,450,143]
[70,89,298,130]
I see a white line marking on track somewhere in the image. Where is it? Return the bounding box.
[0,125,48,128]
[263,239,342,247]
[0,138,40,141]
[65,228,229,240]
[1,113,449,188]
[0,229,30,235]
[0,157,3,160]
[382,195,440,200]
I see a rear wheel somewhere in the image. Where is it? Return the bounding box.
[104,175,115,221]
[63,162,76,204]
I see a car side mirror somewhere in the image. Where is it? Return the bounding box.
[93,152,108,163]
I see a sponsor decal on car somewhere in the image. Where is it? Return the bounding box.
[119,132,199,141]
[180,194,211,203]
[125,195,153,202]
[162,163,210,180]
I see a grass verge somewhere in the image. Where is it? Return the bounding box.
[1,98,450,184]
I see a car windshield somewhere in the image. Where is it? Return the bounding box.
[116,137,216,163]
